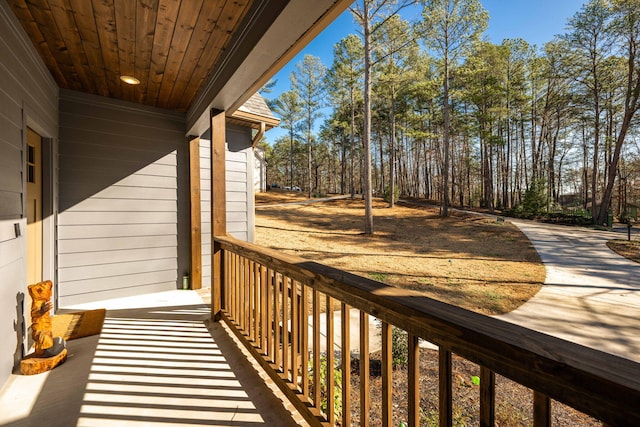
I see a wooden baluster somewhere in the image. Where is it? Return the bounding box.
[382,322,392,427]
[301,284,310,400]
[267,268,274,363]
[223,251,229,314]
[274,273,281,370]
[533,391,551,427]
[220,248,225,312]
[246,260,251,338]
[260,265,267,353]
[227,252,232,314]
[439,348,452,427]
[313,289,321,408]
[233,255,242,325]
[341,303,351,427]
[233,253,239,322]
[282,277,290,379]
[265,268,277,362]
[253,262,259,342]
[291,280,299,388]
[480,366,495,427]
[244,258,250,334]
[249,261,255,341]
[408,333,420,426]
[230,253,236,321]
[360,311,370,427]
[239,255,243,324]
[238,257,245,330]
[327,295,335,424]
[226,253,231,318]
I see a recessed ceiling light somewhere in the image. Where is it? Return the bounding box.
[120,75,140,85]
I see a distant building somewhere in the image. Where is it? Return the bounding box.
[255,147,267,193]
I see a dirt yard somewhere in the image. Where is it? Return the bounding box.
[255,191,544,316]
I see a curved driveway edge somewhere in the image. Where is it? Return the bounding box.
[498,220,640,362]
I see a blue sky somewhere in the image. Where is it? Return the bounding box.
[263,0,587,144]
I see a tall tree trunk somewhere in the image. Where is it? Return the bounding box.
[389,83,396,208]
[307,142,312,198]
[442,48,451,216]
[340,137,346,194]
[350,88,356,198]
[488,138,495,213]
[582,123,589,210]
[379,135,385,195]
[591,97,601,222]
[289,128,294,189]
[598,51,640,224]
[520,112,529,191]
[362,0,374,234]
[530,78,538,180]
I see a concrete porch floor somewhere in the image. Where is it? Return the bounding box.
[0,290,305,427]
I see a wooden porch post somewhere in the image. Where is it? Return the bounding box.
[189,137,202,290]
[211,109,226,320]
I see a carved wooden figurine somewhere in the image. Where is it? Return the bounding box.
[20,281,67,375]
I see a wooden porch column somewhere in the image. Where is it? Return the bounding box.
[211,109,226,320]
[189,137,202,290]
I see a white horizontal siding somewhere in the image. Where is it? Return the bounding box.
[58,235,177,253]
[60,172,178,191]
[228,201,247,213]
[226,171,246,182]
[67,198,177,212]
[59,247,177,268]
[58,224,177,239]
[227,191,247,202]
[59,258,177,282]
[60,281,176,307]
[58,211,178,226]
[227,212,248,222]
[80,186,177,201]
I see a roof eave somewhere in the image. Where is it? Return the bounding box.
[186,0,352,136]
[231,110,280,130]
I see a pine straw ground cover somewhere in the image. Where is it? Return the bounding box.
[255,193,543,315]
[607,239,640,263]
[254,191,600,426]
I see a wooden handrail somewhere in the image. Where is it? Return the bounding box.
[215,234,640,426]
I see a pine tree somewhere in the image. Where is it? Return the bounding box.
[351,0,418,234]
[291,55,327,197]
[272,90,303,189]
[419,0,488,216]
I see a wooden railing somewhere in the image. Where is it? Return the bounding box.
[215,235,640,427]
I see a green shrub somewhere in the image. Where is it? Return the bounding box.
[384,185,400,203]
[376,323,409,369]
[369,272,388,282]
[309,355,342,418]
[506,179,547,219]
[391,326,409,369]
[521,178,547,217]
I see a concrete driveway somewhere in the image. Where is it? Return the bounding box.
[498,220,640,362]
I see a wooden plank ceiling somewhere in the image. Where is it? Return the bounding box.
[8,0,253,112]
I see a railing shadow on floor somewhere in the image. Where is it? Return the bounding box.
[1,302,301,427]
